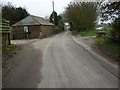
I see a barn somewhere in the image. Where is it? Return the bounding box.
[12,15,55,39]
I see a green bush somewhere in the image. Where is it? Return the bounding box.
[107,18,120,43]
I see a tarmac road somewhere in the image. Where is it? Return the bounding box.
[3,31,118,88]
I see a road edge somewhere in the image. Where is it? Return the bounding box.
[71,35,119,78]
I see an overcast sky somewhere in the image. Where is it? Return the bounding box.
[1,0,72,18]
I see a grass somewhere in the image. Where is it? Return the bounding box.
[95,38,120,58]
[2,44,17,54]
[79,30,96,36]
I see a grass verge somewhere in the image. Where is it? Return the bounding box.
[79,30,96,36]
[2,44,17,54]
[95,38,120,60]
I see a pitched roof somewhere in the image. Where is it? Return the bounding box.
[12,15,54,26]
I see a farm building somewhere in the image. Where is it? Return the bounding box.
[12,15,55,39]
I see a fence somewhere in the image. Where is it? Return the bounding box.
[0,20,11,46]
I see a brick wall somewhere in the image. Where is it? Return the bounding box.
[12,26,25,39]
[41,25,55,37]
[28,26,41,38]
[12,26,23,33]
[12,25,55,39]
[12,26,41,39]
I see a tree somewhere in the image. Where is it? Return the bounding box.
[63,2,99,31]
[49,11,64,30]
[57,15,62,24]
[109,18,120,42]
[16,7,29,19]
[100,1,120,22]
[100,1,120,42]
[2,2,29,25]
[57,15,64,30]
[49,11,64,32]
[49,11,58,25]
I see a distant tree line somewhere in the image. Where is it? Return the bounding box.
[1,2,29,26]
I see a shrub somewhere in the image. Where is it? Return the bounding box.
[107,18,120,43]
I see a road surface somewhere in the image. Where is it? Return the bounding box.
[3,31,118,88]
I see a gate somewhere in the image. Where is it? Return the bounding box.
[0,20,11,46]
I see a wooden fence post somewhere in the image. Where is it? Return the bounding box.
[7,21,11,45]
[8,33,11,45]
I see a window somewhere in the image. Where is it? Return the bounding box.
[24,26,28,32]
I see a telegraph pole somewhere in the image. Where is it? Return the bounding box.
[52,0,54,12]
[52,0,55,24]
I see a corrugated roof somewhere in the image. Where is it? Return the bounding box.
[12,15,54,26]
